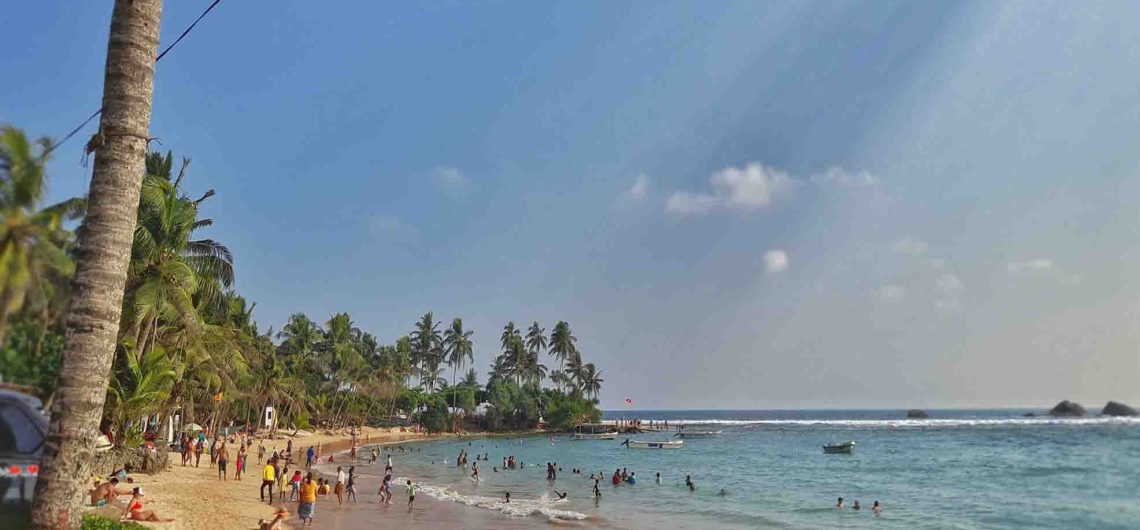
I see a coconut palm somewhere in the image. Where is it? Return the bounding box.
[580,363,603,400]
[0,125,84,337]
[443,318,474,410]
[107,339,177,445]
[548,321,576,384]
[33,2,166,525]
[410,312,442,390]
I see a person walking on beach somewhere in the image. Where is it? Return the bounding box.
[217,443,229,481]
[406,480,417,509]
[258,442,266,464]
[305,446,314,468]
[260,459,277,504]
[334,466,346,505]
[346,466,357,503]
[236,445,247,480]
[298,472,318,526]
[194,438,204,467]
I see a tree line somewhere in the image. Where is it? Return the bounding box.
[1,126,604,448]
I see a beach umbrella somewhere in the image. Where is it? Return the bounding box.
[182,423,204,432]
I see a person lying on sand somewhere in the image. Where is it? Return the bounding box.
[257,508,289,530]
[90,477,129,506]
[122,487,173,523]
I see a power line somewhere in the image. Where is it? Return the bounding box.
[45,0,226,156]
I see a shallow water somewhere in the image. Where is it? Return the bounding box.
[314,409,1140,530]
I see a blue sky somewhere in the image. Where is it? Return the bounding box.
[4,1,1140,409]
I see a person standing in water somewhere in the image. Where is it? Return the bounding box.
[406,480,417,509]
[685,475,695,492]
[836,497,845,509]
[334,466,346,505]
[346,466,357,502]
[872,500,882,516]
[852,500,861,511]
[471,461,480,481]
[655,472,661,484]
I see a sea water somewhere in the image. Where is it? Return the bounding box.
[321,409,1140,530]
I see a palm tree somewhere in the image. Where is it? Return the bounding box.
[548,321,576,384]
[124,152,233,355]
[107,339,177,446]
[443,318,473,411]
[33,2,165,526]
[410,312,442,390]
[460,367,479,388]
[524,322,547,384]
[580,363,603,400]
[0,126,84,337]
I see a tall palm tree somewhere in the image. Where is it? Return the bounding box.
[443,318,473,411]
[580,363,603,400]
[410,312,441,390]
[0,126,84,337]
[548,321,576,384]
[33,2,165,526]
[461,367,479,388]
[524,322,547,384]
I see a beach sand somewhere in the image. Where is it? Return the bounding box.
[104,427,438,530]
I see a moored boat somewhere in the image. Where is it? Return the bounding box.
[823,441,856,454]
[570,423,618,440]
[621,439,684,449]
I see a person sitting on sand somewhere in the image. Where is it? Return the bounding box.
[258,508,289,530]
[121,487,173,523]
[90,477,128,507]
[872,500,882,516]
[836,497,845,509]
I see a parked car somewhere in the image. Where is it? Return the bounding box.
[0,389,47,506]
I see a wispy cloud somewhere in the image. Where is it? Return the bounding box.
[626,174,650,201]
[763,249,789,274]
[893,237,930,256]
[878,284,906,301]
[433,166,469,188]
[1006,258,1081,284]
[934,273,964,309]
[810,166,880,188]
[665,163,795,218]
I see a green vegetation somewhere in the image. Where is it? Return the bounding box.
[80,515,149,530]
[0,125,604,439]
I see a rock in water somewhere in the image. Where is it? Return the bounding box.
[906,409,928,419]
[1048,400,1087,417]
[1101,401,1137,416]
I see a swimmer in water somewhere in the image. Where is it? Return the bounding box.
[853,500,861,511]
[717,488,728,496]
[685,475,694,492]
[836,497,845,509]
[872,500,882,516]
[554,490,567,500]
[655,472,661,484]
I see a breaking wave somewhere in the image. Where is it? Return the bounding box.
[402,480,591,521]
[617,417,1140,428]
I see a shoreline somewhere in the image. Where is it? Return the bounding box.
[103,427,440,530]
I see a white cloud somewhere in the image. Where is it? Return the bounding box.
[893,237,930,256]
[627,174,650,201]
[879,284,906,300]
[926,258,946,270]
[810,166,880,188]
[665,163,794,218]
[1006,259,1054,273]
[665,191,719,217]
[763,249,789,274]
[433,166,468,188]
[936,273,964,293]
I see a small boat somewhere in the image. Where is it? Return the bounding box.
[823,441,856,454]
[621,439,684,450]
[675,430,721,438]
[570,423,618,440]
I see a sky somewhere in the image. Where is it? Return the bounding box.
[4,1,1140,410]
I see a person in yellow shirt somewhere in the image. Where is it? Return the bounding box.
[298,473,318,526]
[260,458,277,504]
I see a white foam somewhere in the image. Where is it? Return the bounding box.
[612,417,1140,428]
[399,480,590,521]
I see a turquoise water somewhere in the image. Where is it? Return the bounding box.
[340,410,1140,529]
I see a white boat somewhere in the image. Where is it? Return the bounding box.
[823,441,856,454]
[621,439,683,449]
[570,424,618,440]
[675,430,721,438]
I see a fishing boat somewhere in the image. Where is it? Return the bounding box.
[570,423,618,440]
[823,441,856,454]
[675,430,721,438]
[621,439,684,449]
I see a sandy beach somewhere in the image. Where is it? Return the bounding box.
[97,427,439,530]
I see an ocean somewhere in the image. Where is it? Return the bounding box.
[311,409,1140,530]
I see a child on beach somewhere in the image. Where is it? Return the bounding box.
[288,470,302,501]
[406,480,417,508]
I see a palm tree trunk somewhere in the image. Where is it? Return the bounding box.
[31,2,164,528]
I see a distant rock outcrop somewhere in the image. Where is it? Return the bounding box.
[1101,401,1137,416]
[906,409,928,419]
[1048,400,1087,417]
